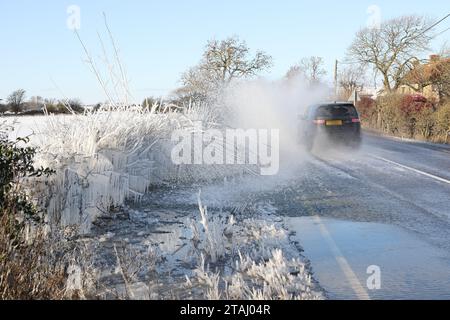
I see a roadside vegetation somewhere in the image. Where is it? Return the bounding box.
[344,15,450,143]
[357,95,450,143]
[0,127,87,299]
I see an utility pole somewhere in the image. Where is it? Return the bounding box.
[334,59,338,101]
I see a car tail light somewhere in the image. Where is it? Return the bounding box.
[351,118,361,123]
[313,119,326,125]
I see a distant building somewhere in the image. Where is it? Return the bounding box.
[397,55,450,102]
[347,87,379,103]
[397,83,439,101]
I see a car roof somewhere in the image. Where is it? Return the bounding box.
[309,102,355,109]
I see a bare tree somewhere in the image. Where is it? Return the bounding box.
[7,89,26,114]
[181,36,273,99]
[285,56,327,85]
[347,15,434,92]
[67,98,84,113]
[338,66,366,99]
[285,65,302,80]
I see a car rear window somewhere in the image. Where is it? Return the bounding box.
[315,105,358,118]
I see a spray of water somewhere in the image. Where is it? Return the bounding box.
[222,75,332,174]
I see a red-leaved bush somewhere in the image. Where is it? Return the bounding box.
[356,96,376,121]
[400,94,433,116]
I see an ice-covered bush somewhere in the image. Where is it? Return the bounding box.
[25,103,249,233]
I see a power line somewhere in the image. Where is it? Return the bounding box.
[435,26,450,37]
[420,13,450,38]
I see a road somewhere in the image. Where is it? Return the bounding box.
[278,133,450,300]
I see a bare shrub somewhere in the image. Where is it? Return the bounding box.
[376,94,405,135]
[433,102,450,143]
[415,107,435,140]
[0,223,65,299]
[356,97,376,125]
[93,242,162,300]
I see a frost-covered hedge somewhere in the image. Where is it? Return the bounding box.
[28,105,247,233]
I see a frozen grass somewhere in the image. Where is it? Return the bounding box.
[185,193,324,300]
[188,191,233,263]
[229,249,318,300]
[112,243,161,299]
[193,249,320,300]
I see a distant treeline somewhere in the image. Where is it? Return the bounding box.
[0,89,101,116]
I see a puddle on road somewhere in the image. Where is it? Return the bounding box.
[287,217,450,300]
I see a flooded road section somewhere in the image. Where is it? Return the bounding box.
[287,217,450,300]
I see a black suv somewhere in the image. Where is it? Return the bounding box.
[298,102,362,151]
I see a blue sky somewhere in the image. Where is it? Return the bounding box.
[1,0,449,104]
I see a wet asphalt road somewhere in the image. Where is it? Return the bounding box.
[275,133,450,299]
